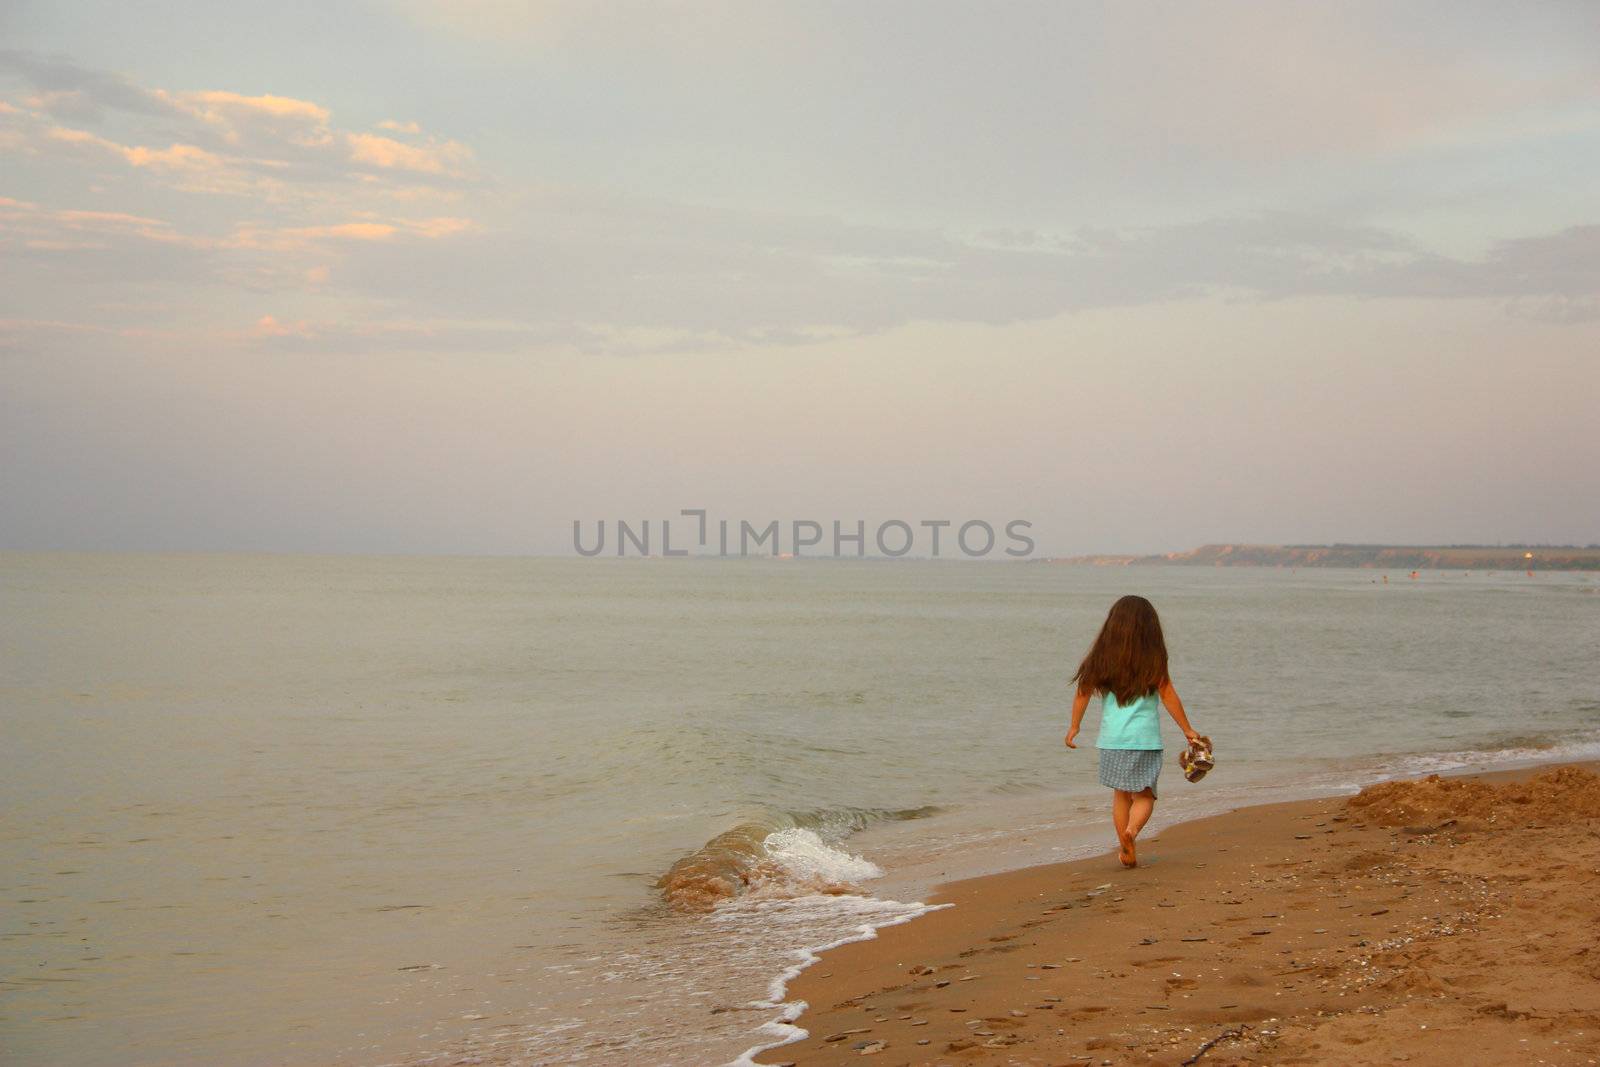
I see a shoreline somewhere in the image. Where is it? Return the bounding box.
[744,759,1600,1066]
[843,739,1600,910]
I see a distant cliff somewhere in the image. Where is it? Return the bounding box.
[1048,543,1600,570]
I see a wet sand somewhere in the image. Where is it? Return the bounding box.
[753,762,1600,1066]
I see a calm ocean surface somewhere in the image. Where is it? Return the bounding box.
[3,554,1598,1066]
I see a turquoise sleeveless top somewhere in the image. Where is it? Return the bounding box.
[1096,689,1163,750]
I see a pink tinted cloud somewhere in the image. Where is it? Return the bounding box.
[8,66,477,196]
[347,131,472,175]
[176,90,331,125]
[231,217,474,251]
[46,125,223,172]
[251,314,312,339]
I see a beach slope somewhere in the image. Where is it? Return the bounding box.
[755,763,1600,1066]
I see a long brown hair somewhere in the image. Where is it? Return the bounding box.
[1072,595,1168,704]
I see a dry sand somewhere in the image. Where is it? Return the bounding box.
[754,763,1600,1067]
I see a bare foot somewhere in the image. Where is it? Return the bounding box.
[1118,831,1137,868]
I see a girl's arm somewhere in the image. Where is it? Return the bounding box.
[1064,684,1091,748]
[1159,677,1201,743]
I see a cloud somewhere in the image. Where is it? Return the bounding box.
[251,314,310,339]
[242,315,591,355]
[1,196,208,251]
[0,316,198,354]
[45,124,225,172]
[1480,225,1600,298]
[178,90,331,127]
[10,162,1600,355]
[1,52,484,320]
[2,50,477,197]
[231,216,475,251]
[261,221,400,243]
[0,188,476,331]
[347,131,472,176]
[311,188,1600,348]
[4,44,1596,357]
[0,47,176,120]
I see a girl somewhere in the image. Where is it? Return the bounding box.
[1064,595,1201,868]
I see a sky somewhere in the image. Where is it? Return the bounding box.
[2,1,1597,556]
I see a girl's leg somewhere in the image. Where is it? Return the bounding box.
[1112,790,1136,867]
[1126,787,1156,840]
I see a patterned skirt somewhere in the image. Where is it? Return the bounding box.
[1098,748,1162,796]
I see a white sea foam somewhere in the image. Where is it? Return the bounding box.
[716,893,951,1067]
[760,827,884,886]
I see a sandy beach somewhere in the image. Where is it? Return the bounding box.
[753,762,1600,1067]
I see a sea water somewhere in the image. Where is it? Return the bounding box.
[2,554,1597,1065]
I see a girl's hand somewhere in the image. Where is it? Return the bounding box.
[1184,730,1201,745]
[1064,727,1079,749]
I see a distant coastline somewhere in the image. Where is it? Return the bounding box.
[1043,542,1600,570]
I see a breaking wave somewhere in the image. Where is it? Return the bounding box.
[656,805,937,911]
